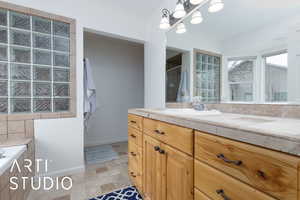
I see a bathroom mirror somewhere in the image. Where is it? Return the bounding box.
[165,0,300,105]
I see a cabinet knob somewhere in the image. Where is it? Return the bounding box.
[130,134,136,138]
[130,152,137,156]
[130,172,137,178]
[257,170,266,179]
[217,154,242,166]
[216,189,231,200]
[159,149,165,154]
[154,146,160,151]
[130,120,137,124]
[154,129,165,135]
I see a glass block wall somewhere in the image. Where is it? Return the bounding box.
[0,9,71,113]
[194,52,221,103]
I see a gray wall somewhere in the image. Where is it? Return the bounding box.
[84,32,144,147]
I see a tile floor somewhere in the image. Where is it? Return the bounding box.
[27,141,131,200]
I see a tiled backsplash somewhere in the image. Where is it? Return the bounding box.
[205,103,300,119]
[166,102,300,119]
[0,118,34,142]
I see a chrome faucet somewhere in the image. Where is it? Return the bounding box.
[193,103,206,111]
[192,96,206,111]
[0,149,5,159]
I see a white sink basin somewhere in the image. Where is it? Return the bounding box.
[159,109,222,116]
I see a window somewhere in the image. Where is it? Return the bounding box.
[264,52,288,102]
[194,50,221,103]
[227,58,255,102]
[0,8,75,115]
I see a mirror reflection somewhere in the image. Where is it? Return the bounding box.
[165,0,300,105]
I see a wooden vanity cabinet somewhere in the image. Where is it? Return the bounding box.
[128,114,143,131]
[195,131,300,200]
[195,160,276,200]
[143,134,164,200]
[128,113,300,200]
[194,189,212,200]
[160,143,194,200]
[128,114,143,192]
[142,121,194,200]
[143,118,194,156]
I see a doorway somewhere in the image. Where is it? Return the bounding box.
[83,30,144,165]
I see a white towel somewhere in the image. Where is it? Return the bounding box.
[177,66,190,102]
[84,58,97,116]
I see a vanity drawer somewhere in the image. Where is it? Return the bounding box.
[195,131,300,200]
[195,160,276,200]
[143,118,193,155]
[128,126,142,147]
[128,141,142,172]
[194,188,212,200]
[128,164,142,191]
[128,141,142,190]
[128,114,143,131]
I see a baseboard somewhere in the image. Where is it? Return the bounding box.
[84,137,128,148]
[36,165,85,178]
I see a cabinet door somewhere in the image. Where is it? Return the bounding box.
[161,144,194,200]
[143,135,163,200]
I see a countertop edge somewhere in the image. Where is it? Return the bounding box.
[0,138,33,148]
[128,109,300,157]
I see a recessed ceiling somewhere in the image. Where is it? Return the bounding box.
[184,0,300,41]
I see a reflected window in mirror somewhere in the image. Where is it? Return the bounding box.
[227,57,256,102]
[194,50,221,103]
[264,51,288,102]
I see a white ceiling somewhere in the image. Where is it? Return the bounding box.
[184,0,300,41]
[115,0,162,18]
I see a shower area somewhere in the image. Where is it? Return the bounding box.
[166,48,190,103]
[83,31,144,165]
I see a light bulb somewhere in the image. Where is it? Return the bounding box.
[173,1,186,19]
[208,0,224,13]
[190,10,203,24]
[159,16,170,30]
[190,0,204,5]
[176,22,186,34]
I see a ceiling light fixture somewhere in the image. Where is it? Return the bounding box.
[159,9,170,30]
[176,22,187,34]
[173,0,186,19]
[190,0,204,5]
[190,10,203,24]
[208,0,224,13]
[159,0,224,33]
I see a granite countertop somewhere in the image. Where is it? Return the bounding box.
[129,108,300,157]
[0,138,33,148]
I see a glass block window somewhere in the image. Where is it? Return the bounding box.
[0,9,71,113]
[228,58,255,102]
[264,52,288,102]
[194,51,221,103]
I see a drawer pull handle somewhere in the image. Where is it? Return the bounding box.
[130,120,137,124]
[257,170,266,179]
[159,149,165,154]
[217,154,242,166]
[154,129,165,135]
[154,146,160,151]
[130,172,137,178]
[130,134,136,138]
[130,152,137,156]
[216,189,231,200]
